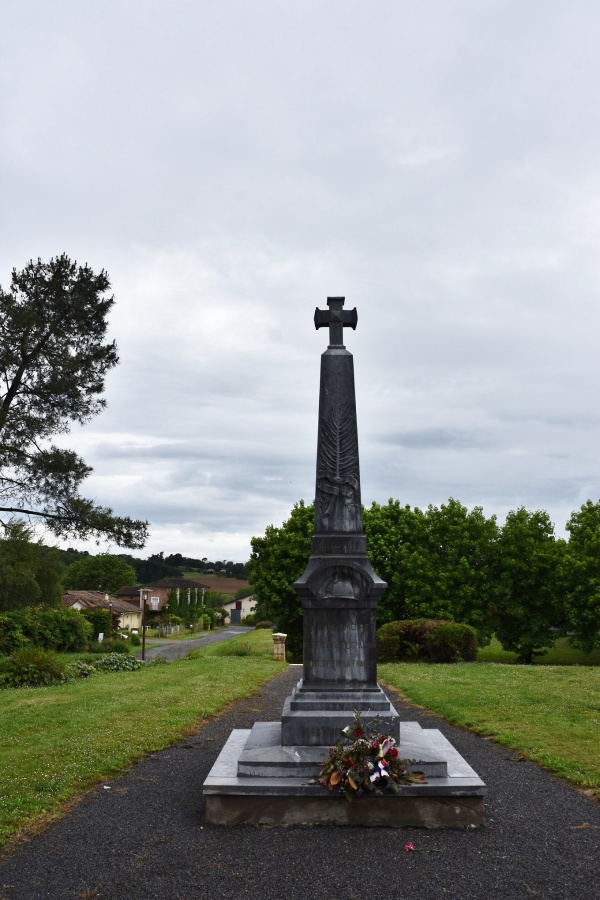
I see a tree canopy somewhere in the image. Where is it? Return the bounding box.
[0,521,64,611]
[492,507,564,663]
[562,500,600,652]
[248,500,313,659]
[0,255,148,548]
[365,498,499,641]
[62,553,137,595]
[248,496,590,662]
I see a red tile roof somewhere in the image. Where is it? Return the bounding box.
[62,591,140,614]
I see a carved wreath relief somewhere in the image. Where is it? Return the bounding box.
[315,400,362,533]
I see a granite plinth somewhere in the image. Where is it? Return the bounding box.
[281,680,400,746]
[203,723,486,828]
[205,794,485,828]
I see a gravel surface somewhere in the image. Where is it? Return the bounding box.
[1,665,598,900]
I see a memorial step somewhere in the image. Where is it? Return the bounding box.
[237,720,448,778]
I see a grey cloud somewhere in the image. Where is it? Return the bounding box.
[379,428,490,450]
[4,2,600,559]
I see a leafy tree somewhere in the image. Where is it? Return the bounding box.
[0,521,65,610]
[366,498,498,641]
[248,500,313,659]
[248,497,500,658]
[492,508,564,663]
[120,552,182,583]
[413,499,499,642]
[0,255,147,547]
[57,547,90,567]
[63,553,137,595]
[0,522,41,610]
[203,590,229,608]
[363,500,428,625]
[562,500,600,652]
[35,546,65,608]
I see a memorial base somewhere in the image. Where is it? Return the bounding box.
[203,712,486,828]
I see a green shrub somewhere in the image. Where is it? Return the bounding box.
[66,660,98,679]
[126,631,141,646]
[424,621,478,663]
[0,614,29,654]
[376,619,477,664]
[0,647,67,688]
[34,607,91,651]
[254,620,273,630]
[81,608,113,640]
[0,608,91,654]
[92,653,142,672]
[240,613,257,626]
[213,607,228,626]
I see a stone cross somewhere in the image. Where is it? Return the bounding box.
[314,296,358,347]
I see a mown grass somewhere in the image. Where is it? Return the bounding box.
[477,636,600,666]
[379,662,600,798]
[0,629,284,845]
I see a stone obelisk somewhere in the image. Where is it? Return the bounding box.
[281,297,400,746]
[203,296,486,828]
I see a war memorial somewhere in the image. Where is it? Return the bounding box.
[203,298,486,826]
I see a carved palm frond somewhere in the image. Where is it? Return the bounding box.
[317,401,359,481]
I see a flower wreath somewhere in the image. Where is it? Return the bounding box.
[319,710,425,800]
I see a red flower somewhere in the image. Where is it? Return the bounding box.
[387,747,399,758]
[353,728,364,737]
[372,741,379,749]
[344,759,355,768]
[404,842,415,852]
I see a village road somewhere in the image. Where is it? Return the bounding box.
[136,626,254,661]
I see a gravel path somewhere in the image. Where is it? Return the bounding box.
[0,666,598,900]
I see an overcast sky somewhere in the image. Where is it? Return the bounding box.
[2,1,600,561]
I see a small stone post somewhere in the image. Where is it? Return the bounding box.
[272,633,287,661]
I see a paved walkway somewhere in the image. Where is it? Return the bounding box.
[137,626,254,661]
[0,667,598,900]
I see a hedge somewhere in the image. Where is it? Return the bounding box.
[376,618,477,663]
[0,607,92,655]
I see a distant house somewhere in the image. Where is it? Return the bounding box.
[223,594,256,625]
[116,585,170,612]
[148,578,211,600]
[116,579,212,613]
[62,591,142,631]
[114,577,252,618]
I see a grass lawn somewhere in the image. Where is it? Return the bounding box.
[379,662,600,798]
[0,629,285,845]
[477,635,600,666]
